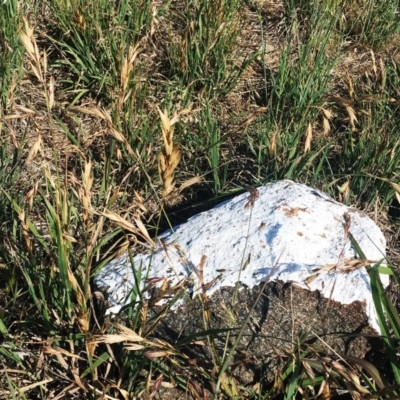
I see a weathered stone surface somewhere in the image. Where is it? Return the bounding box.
[96,180,388,334]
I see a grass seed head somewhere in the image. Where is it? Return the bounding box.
[304,123,313,153]
[157,107,182,199]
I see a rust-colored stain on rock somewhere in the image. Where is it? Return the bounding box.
[276,205,309,217]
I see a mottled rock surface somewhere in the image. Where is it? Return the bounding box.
[96,180,387,332]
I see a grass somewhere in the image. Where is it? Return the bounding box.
[1,0,400,398]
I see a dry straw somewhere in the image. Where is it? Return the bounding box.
[157,106,202,200]
[68,106,135,155]
[157,107,181,199]
[19,18,54,111]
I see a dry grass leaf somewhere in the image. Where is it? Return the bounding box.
[113,240,130,258]
[43,345,85,361]
[342,213,351,241]
[26,132,42,163]
[83,160,93,191]
[327,95,352,107]
[133,190,148,213]
[365,172,400,195]
[304,123,313,153]
[25,182,38,211]
[68,106,106,120]
[370,49,377,77]
[48,76,55,110]
[99,210,155,248]
[157,107,182,199]
[348,370,370,394]
[66,266,89,334]
[305,258,373,285]
[395,191,400,205]
[317,380,331,399]
[220,372,239,398]
[91,324,146,347]
[389,180,400,194]
[111,387,129,400]
[158,107,179,138]
[108,126,134,155]
[124,344,146,351]
[335,258,373,271]
[42,49,47,76]
[302,359,316,382]
[14,104,36,115]
[321,107,333,136]
[81,160,93,224]
[322,116,331,136]
[62,233,78,243]
[18,210,32,253]
[3,113,31,120]
[18,379,54,394]
[68,106,134,153]
[346,71,355,99]
[91,334,132,345]
[120,44,141,91]
[337,180,350,202]
[345,105,358,128]
[194,254,207,287]
[20,18,43,83]
[269,129,278,155]
[132,216,156,247]
[169,145,181,171]
[379,58,386,91]
[326,95,357,129]
[321,108,333,120]
[143,350,173,358]
[19,31,35,59]
[178,176,203,192]
[114,323,147,340]
[20,17,37,60]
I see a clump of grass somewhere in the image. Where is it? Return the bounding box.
[166,0,250,97]
[0,0,24,110]
[19,17,55,112]
[340,0,400,49]
[48,0,153,101]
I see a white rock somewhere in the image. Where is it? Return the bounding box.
[95,180,388,333]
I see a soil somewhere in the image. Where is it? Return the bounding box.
[140,280,381,398]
